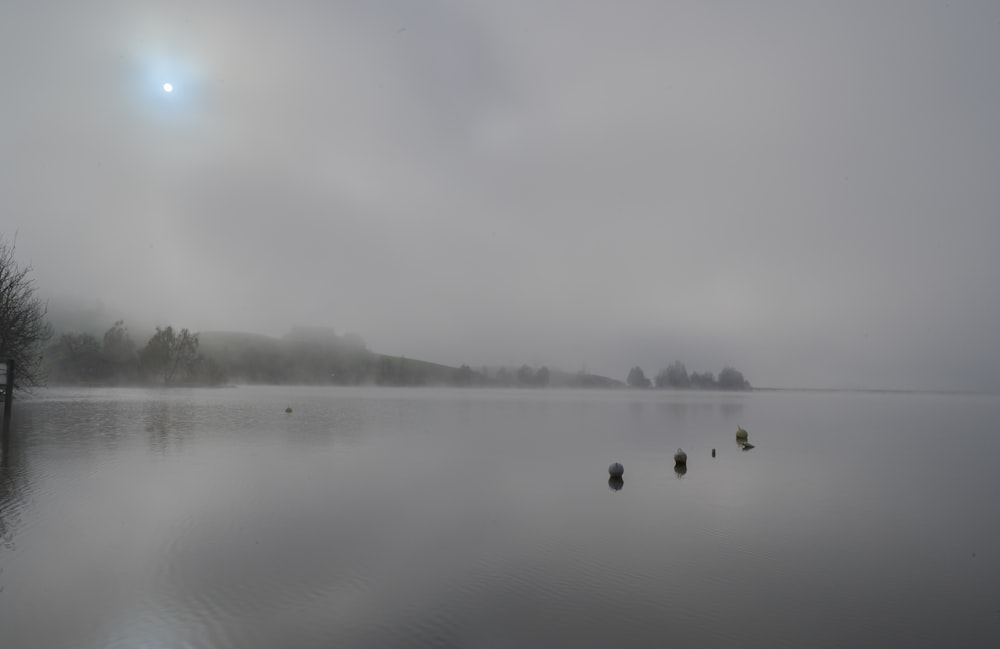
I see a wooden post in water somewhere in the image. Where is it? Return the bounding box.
[1,358,13,435]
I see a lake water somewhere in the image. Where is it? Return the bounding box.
[1,386,998,648]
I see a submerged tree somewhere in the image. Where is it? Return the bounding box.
[718,366,751,390]
[0,236,53,390]
[102,320,138,381]
[47,332,103,382]
[689,371,716,389]
[140,326,201,385]
[627,366,651,388]
[655,361,690,389]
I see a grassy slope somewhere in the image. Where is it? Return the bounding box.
[198,330,622,387]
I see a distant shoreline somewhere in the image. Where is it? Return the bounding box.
[751,386,999,396]
[33,382,998,397]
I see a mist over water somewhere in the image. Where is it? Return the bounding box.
[5,4,1000,648]
[3,387,999,648]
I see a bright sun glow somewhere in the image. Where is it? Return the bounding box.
[162,83,173,93]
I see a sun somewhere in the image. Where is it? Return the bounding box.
[162,82,173,93]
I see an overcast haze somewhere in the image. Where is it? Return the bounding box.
[3,1,999,390]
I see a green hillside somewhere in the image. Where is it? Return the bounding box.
[198,330,622,388]
[43,318,624,388]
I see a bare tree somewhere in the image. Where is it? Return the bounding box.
[140,326,201,385]
[0,236,53,390]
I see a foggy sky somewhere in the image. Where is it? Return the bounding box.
[3,1,999,390]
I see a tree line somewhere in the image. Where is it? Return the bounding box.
[626,361,751,390]
[43,324,579,389]
[44,321,224,386]
[456,364,551,387]
[2,235,748,391]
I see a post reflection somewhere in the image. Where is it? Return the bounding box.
[144,401,195,452]
[0,412,28,553]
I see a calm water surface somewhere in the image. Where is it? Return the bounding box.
[1,386,998,648]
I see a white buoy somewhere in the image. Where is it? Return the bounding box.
[608,462,624,477]
[674,448,687,465]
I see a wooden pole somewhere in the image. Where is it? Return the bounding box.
[2,359,12,435]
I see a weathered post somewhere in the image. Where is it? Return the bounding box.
[1,358,13,435]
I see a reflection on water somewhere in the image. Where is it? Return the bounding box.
[720,401,744,417]
[144,401,196,452]
[655,397,746,422]
[1,386,999,649]
[0,421,27,553]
